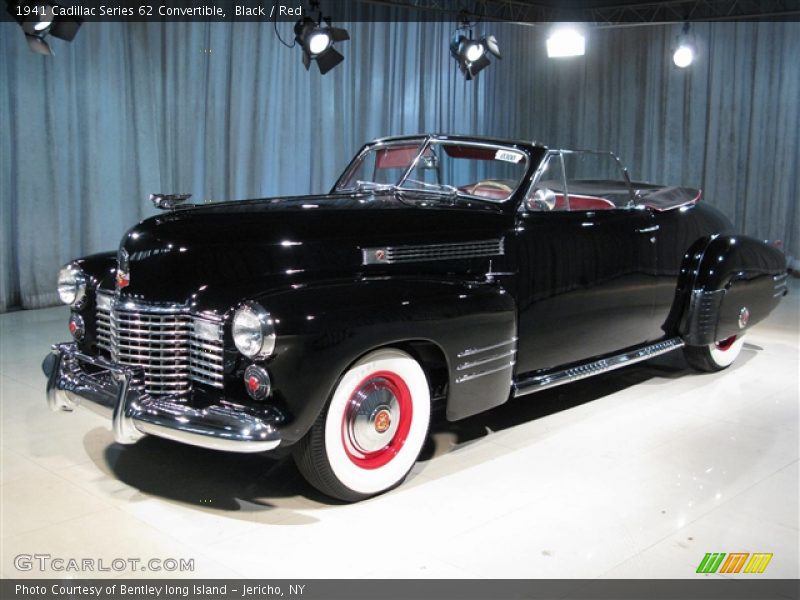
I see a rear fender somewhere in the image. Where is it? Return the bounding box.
[680,235,787,345]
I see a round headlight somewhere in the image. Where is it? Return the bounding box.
[232,302,276,359]
[57,263,87,307]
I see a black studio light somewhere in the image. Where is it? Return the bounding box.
[449,32,501,80]
[450,18,501,81]
[293,1,349,75]
[6,1,82,55]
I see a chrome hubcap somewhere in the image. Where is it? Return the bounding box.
[346,379,401,454]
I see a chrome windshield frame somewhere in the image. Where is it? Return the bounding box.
[332,137,428,193]
[333,136,531,203]
[397,139,531,203]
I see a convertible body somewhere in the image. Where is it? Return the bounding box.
[45,134,788,500]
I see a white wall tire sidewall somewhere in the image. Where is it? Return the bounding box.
[324,349,430,496]
[708,335,745,368]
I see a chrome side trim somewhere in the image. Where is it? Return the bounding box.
[47,343,280,453]
[513,338,684,397]
[774,272,788,298]
[454,336,518,384]
[457,348,517,371]
[362,238,504,265]
[457,336,518,358]
[456,361,516,384]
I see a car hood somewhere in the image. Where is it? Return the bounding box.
[113,192,511,310]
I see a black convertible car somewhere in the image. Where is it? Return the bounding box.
[45,134,788,500]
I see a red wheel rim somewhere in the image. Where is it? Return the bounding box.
[715,335,737,352]
[341,370,413,470]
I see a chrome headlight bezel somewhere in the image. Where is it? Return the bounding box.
[232,301,276,359]
[57,263,87,308]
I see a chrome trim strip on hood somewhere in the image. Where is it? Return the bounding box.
[362,238,504,265]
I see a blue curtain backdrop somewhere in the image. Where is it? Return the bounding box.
[1,19,799,311]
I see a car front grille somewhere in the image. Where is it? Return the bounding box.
[96,292,224,395]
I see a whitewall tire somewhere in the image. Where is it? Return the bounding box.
[293,348,431,501]
[684,334,745,372]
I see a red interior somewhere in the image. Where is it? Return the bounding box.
[553,194,616,210]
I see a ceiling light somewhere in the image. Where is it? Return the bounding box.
[293,2,349,75]
[32,8,53,32]
[450,25,501,81]
[546,26,585,58]
[307,30,332,55]
[673,44,694,68]
[7,1,82,56]
[673,23,696,68]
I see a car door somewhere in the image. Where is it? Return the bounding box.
[514,151,660,375]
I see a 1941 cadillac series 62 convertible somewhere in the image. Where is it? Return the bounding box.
[44,134,788,501]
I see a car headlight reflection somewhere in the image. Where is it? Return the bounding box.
[57,263,87,307]
[232,302,276,359]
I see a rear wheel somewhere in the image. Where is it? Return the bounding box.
[684,334,745,372]
[293,348,431,502]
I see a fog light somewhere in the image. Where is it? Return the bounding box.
[244,365,271,401]
[68,313,85,341]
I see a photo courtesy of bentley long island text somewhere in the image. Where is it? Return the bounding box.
[44,134,788,501]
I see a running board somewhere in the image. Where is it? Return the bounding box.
[513,338,684,398]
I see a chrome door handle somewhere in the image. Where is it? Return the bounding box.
[636,225,660,233]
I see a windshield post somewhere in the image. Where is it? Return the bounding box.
[397,136,432,188]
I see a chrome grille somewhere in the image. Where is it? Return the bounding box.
[96,293,224,395]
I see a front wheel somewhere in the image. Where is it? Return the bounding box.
[293,348,431,502]
[684,334,745,372]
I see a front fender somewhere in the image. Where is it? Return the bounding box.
[252,277,517,444]
[75,251,117,287]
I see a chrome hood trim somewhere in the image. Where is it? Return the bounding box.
[362,238,504,265]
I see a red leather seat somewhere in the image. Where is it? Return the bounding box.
[552,194,615,211]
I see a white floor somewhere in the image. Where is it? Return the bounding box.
[1,282,797,579]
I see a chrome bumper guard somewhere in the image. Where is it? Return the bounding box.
[46,343,281,453]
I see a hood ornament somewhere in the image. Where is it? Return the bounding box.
[150,193,192,210]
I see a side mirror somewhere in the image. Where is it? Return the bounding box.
[527,188,556,211]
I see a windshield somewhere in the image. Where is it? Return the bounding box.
[335,138,529,202]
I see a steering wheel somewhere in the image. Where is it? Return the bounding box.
[464,180,514,198]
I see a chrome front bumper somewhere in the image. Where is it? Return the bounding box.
[45,343,281,453]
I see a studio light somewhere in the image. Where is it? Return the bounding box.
[546,25,585,58]
[450,22,501,81]
[293,2,349,75]
[6,1,83,56]
[673,23,696,68]
[673,45,694,68]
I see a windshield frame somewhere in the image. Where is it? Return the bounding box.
[333,136,532,203]
[332,137,427,194]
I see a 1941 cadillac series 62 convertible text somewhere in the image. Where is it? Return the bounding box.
[44,134,788,501]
